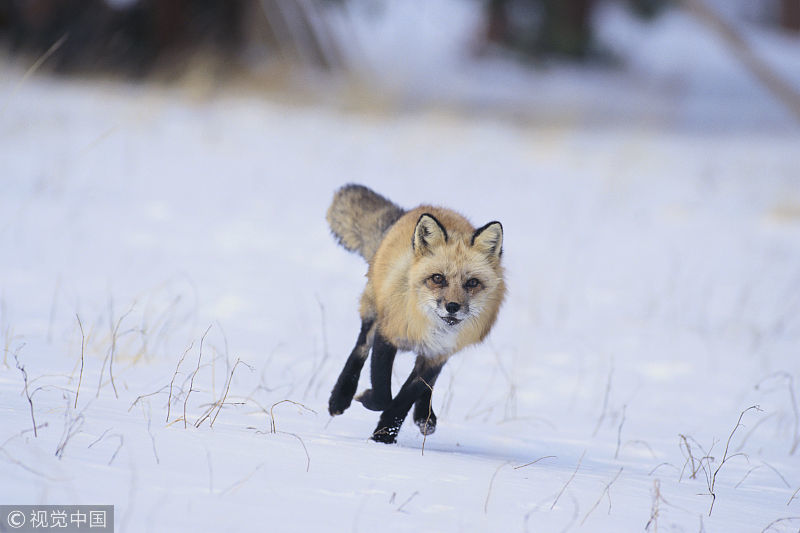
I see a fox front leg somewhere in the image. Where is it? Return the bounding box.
[355,332,397,411]
[412,366,442,435]
[371,356,443,444]
[328,319,375,416]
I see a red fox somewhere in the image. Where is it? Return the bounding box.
[326,184,505,443]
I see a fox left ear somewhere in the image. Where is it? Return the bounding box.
[472,221,503,259]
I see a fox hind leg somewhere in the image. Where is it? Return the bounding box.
[328,319,375,416]
[355,331,397,411]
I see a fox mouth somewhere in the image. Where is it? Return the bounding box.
[440,315,462,326]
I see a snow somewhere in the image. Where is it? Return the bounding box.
[2,2,800,532]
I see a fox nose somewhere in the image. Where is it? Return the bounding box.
[445,302,460,314]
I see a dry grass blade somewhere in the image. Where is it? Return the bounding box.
[396,491,419,513]
[0,33,68,117]
[74,314,86,409]
[514,455,556,470]
[277,431,311,472]
[269,400,317,433]
[580,467,623,526]
[551,451,585,511]
[484,461,510,514]
[760,517,800,533]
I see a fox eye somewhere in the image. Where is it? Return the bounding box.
[431,273,445,285]
[465,278,480,288]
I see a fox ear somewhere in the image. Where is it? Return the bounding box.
[472,221,503,259]
[413,214,448,255]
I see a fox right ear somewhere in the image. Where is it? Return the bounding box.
[413,214,448,255]
[472,221,503,259]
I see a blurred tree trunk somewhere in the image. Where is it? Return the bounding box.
[781,0,800,32]
[540,0,594,58]
[484,0,595,59]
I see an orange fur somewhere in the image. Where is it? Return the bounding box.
[362,206,506,363]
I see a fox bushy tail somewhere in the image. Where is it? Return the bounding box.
[327,184,406,262]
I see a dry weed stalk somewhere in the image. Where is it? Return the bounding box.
[183,325,212,429]
[615,405,627,459]
[645,479,662,532]
[167,341,194,423]
[55,399,85,459]
[580,467,623,526]
[75,314,85,409]
[551,451,586,511]
[268,399,316,433]
[396,491,419,513]
[96,302,135,399]
[760,517,800,532]
[88,431,124,465]
[788,486,800,507]
[13,344,37,437]
[593,365,614,437]
[302,298,330,399]
[484,461,510,514]
[514,455,556,470]
[706,405,762,515]
[194,358,253,428]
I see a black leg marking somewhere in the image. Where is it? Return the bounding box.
[371,356,443,444]
[413,364,442,435]
[328,319,374,416]
[355,332,397,411]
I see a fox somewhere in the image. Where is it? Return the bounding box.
[326,184,505,443]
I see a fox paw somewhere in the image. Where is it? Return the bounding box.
[355,389,390,412]
[328,383,356,416]
[414,414,437,436]
[370,425,399,444]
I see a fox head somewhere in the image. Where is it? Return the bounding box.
[410,213,504,331]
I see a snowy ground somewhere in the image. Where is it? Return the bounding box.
[2,4,800,533]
